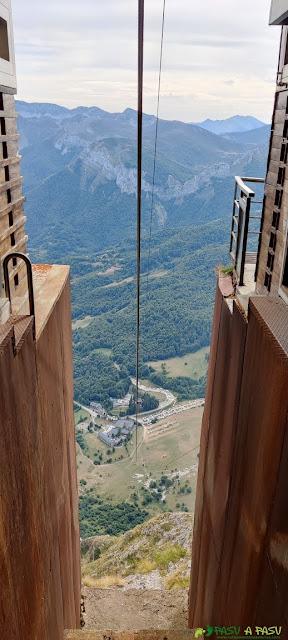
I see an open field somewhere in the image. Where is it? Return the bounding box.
[148,347,210,380]
[76,405,203,514]
[72,315,94,330]
[139,380,170,404]
[102,269,168,289]
[74,406,91,424]
[94,347,113,356]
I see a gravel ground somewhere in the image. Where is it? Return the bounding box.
[83,588,188,630]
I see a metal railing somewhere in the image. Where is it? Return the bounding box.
[230,176,265,287]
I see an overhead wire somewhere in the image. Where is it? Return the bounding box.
[135,0,166,466]
[135,0,145,462]
[146,0,166,294]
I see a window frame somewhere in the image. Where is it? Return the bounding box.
[279,219,288,303]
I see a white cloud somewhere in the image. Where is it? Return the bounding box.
[11,0,279,121]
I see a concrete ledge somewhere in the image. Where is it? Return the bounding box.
[33,264,70,339]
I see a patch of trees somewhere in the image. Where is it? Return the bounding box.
[127,391,159,415]
[79,493,149,538]
[148,370,206,401]
[76,432,89,457]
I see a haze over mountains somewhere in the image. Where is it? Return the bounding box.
[17,101,270,262]
[16,101,270,405]
[197,115,267,135]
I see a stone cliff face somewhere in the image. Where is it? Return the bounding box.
[55,133,261,202]
[18,100,268,212]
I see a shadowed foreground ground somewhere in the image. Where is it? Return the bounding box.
[83,588,188,630]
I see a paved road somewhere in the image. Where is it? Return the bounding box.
[74,379,204,428]
[130,377,176,417]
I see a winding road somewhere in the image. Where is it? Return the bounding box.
[130,377,176,414]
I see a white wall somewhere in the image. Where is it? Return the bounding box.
[0,0,16,91]
[270,0,288,25]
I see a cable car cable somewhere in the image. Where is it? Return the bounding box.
[146,0,166,294]
[135,0,145,462]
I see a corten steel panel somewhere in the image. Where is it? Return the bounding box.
[252,296,288,625]
[189,279,248,626]
[204,300,247,561]
[189,503,219,627]
[189,281,223,622]
[36,273,81,637]
[0,322,48,640]
[255,462,288,625]
[215,298,288,624]
[189,286,288,627]
[0,271,80,640]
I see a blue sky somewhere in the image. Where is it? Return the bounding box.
[11,0,279,122]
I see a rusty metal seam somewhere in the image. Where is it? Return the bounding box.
[254,405,288,626]
[189,288,224,624]
[265,551,288,627]
[211,305,248,612]
[14,319,34,354]
[0,324,14,354]
[249,299,288,362]
[202,482,222,565]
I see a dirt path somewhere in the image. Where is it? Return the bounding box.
[83,588,188,630]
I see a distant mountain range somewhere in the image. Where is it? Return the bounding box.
[15,100,271,406]
[197,115,267,135]
[16,101,270,262]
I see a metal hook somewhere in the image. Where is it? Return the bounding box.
[2,252,35,339]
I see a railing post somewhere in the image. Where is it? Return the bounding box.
[239,194,251,287]
[230,180,238,258]
[235,191,244,274]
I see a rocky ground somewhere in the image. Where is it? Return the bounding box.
[81,513,193,591]
[82,587,188,630]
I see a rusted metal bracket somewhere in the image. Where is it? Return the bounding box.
[2,252,35,340]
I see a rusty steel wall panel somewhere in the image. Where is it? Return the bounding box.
[189,278,248,626]
[189,285,288,627]
[0,323,45,640]
[188,279,223,620]
[0,272,80,640]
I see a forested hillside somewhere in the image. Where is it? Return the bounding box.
[17,102,269,404]
[71,219,227,405]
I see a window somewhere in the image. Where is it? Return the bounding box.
[285,39,288,65]
[4,165,9,182]
[7,188,11,204]
[278,167,285,186]
[280,143,288,163]
[2,142,7,159]
[267,252,275,272]
[12,257,17,267]
[0,18,9,62]
[14,274,19,287]
[264,272,272,291]
[269,231,277,251]
[275,189,283,209]
[8,211,13,226]
[282,239,288,288]
[272,210,280,229]
[0,117,6,136]
[0,94,3,111]
[10,232,15,246]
